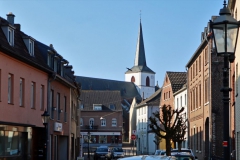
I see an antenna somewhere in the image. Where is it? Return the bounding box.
[140,10,141,22]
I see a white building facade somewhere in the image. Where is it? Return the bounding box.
[173,84,188,149]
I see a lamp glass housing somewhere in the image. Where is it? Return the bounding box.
[212,23,238,54]
[41,110,50,125]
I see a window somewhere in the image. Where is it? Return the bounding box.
[112,118,117,127]
[30,82,35,109]
[29,40,34,56]
[196,60,198,75]
[205,78,208,103]
[193,88,195,110]
[101,118,106,126]
[193,64,195,78]
[190,91,192,111]
[177,98,179,108]
[64,96,67,122]
[196,86,198,107]
[146,76,150,86]
[80,104,84,110]
[8,28,14,46]
[47,54,52,66]
[8,74,13,104]
[185,94,186,106]
[50,89,54,119]
[57,93,60,120]
[131,76,135,82]
[0,130,24,156]
[180,96,182,107]
[19,78,24,107]
[109,104,116,110]
[199,84,201,106]
[54,58,58,72]
[80,118,83,126]
[205,46,208,64]
[93,104,102,110]
[89,118,94,128]
[199,56,201,71]
[40,85,44,110]
[60,64,64,76]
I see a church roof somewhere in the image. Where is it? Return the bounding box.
[166,71,187,94]
[125,21,155,74]
[76,76,142,100]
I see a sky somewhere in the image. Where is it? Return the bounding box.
[0,0,224,86]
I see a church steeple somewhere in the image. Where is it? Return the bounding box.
[125,21,155,74]
[134,21,146,66]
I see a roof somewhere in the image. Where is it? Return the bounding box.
[76,76,142,100]
[0,16,52,73]
[125,21,155,74]
[137,88,162,107]
[167,72,187,94]
[80,90,122,111]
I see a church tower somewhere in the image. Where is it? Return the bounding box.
[125,21,155,99]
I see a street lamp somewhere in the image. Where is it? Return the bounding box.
[87,126,91,160]
[210,1,240,159]
[41,110,50,160]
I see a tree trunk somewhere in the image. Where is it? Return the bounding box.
[178,141,182,152]
[165,138,171,156]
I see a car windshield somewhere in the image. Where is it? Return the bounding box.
[97,148,108,152]
[114,148,123,152]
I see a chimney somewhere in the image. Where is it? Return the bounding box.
[14,24,21,30]
[7,12,15,25]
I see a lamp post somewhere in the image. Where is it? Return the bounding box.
[41,110,50,160]
[210,1,240,159]
[87,126,91,160]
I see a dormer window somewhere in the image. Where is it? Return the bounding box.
[109,104,116,110]
[8,28,14,46]
[23,37,34,56]
[93,104,102,110]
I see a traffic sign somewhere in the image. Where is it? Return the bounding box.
[222,141,228,147]
[131,134,136,140]
[132,130,136,135]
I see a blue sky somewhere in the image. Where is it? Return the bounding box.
[0,0,223,86]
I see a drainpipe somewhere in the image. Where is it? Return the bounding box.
[46,72,56,160]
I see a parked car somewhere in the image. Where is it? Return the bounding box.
[117,155,191,160]
[154,150,165,155]
[106,147,125,159]
[170,148,197,160]
[94,147,109,160]
[171,152,195,160]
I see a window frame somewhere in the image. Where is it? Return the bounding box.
[112,118,117,127]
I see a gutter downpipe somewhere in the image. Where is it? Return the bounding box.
[47,72,57,160]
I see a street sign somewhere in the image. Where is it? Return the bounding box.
[222,141,228,147]
[131,134,136,140]
[132,130,136,135]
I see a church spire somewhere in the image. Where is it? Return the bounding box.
[134,21,146,66]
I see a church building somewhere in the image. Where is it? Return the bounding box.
[125,21,156,100]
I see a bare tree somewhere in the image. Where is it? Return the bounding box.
[149,104,185,156]
[172,114,188,152]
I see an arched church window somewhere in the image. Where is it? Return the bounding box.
[146,76,150,86]
[131,76,135,82]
